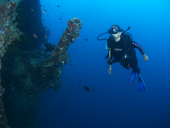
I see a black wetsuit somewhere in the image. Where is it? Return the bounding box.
[107,35,145,74]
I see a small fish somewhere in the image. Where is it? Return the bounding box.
[33,34,37,38]
[45,35,47,38]
[41,8,47,13]
[31,9,33,12]
[57,5,60,7]
[84,85,90,92]
[85,39,88,41]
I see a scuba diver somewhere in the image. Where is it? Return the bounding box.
[97,25,149,92]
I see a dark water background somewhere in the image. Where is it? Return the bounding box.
[37,0,170,128]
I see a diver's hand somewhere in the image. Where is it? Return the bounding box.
[108,65,112,75]
[143,54,149,61]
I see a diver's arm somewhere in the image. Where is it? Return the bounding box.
[132,41,145,54]
[143,54,149,61]
[108,65,112,75]
[132,41,149,61]
[107,48,112,74]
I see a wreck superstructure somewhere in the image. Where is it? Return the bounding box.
[0,0,82,128]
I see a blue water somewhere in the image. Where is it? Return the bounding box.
[37,0,170,128]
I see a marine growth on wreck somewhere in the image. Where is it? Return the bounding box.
[0,0,82,128]
[0,1,22,128]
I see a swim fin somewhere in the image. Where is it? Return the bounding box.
[138,76,146,92]
[129,70,136,85]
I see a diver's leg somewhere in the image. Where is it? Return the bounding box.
[131,59,146,91]
[120,60,137,84]
[131,57,140,75]
[120,62,129,70]
[128,58,139,85]
[132,66,140,75]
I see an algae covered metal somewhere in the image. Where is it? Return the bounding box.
[45,18,82,66]
[0,0,22,127]
[0,0,82,127]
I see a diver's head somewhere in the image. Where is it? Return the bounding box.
[108,25,122,42]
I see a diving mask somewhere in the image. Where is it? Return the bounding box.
[108,26,119,34]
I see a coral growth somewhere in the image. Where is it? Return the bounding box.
[0,1,22,128]
[43,18,82,67]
